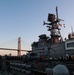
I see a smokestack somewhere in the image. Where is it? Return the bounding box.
[18,37,21,56]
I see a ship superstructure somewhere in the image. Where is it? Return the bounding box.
[31,7,74,58]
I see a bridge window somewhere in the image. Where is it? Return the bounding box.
[67,42,74,48]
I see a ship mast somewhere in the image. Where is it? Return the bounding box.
[43,7,62,43]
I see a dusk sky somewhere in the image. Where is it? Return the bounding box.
[0,0,74,55]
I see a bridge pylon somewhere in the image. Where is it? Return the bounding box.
[18,37,21,56]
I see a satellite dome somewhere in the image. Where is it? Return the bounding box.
[53,64,69,75]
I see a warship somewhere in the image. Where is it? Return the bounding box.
[0,7,74,75]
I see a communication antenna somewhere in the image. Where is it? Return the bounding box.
[56,6,63,41]
[56,6,58,20]
[71,26,73,34]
